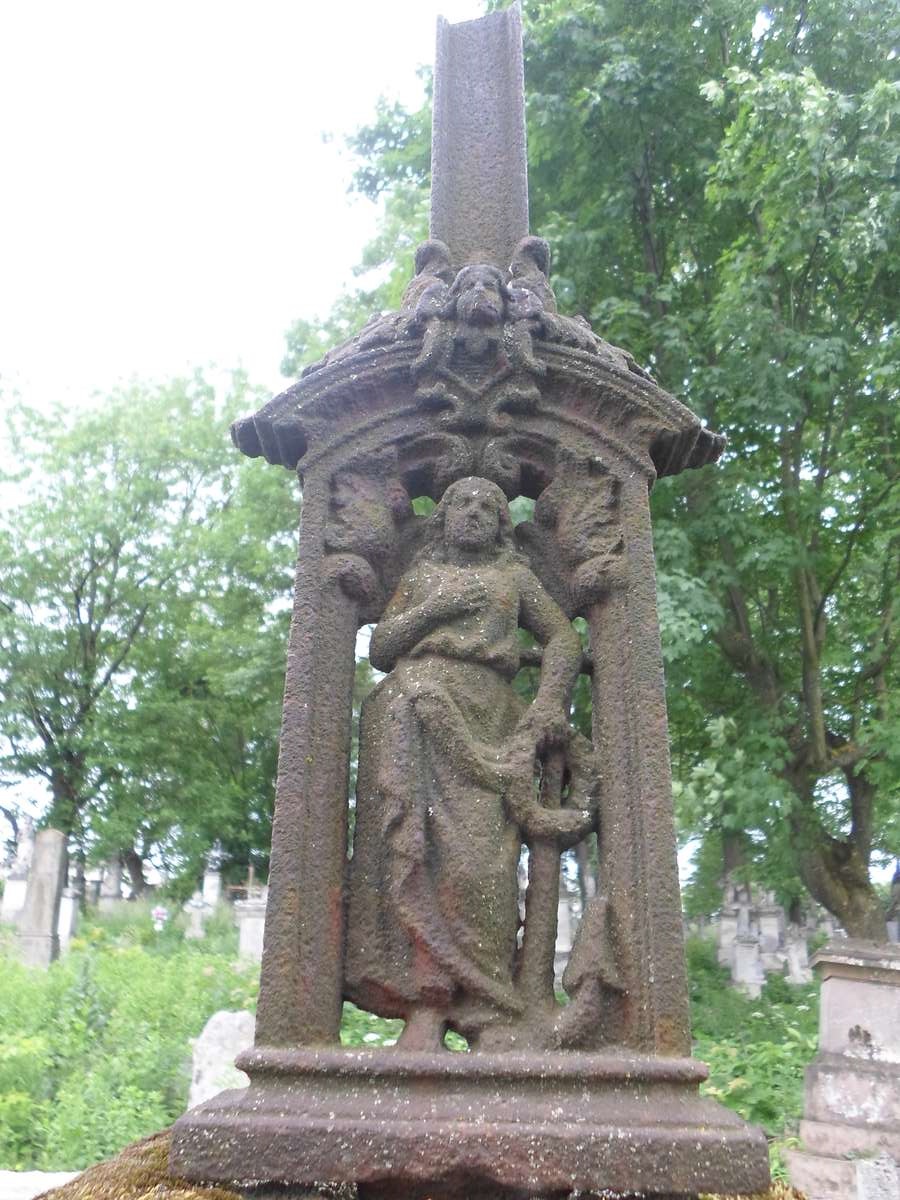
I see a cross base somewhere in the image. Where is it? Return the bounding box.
[170,1047,768,1198]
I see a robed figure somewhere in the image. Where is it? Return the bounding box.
[345,477,594,1050]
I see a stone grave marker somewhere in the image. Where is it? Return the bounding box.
[57,886,80,953]
[202,841,224,908]
[234,889,267,963]
[98,857,123,911]
[188,1010,254,1110]
[788,941,900,1199]
[1,815,35,925]
[17,828,66,968]
[171,8,770,1197]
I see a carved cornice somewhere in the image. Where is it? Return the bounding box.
[232,239,725,481]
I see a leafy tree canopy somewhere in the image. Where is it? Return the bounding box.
[286,0,899,935]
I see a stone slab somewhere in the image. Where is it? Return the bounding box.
[0,1170,79,1199]
[801,1117,900,1158]
[188,1010,255,1109]
[171,1048,770,1197]
[786,1147,856,1199]
[806,1054,900,1127]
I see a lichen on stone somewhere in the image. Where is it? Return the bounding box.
[35,1130,806,1200]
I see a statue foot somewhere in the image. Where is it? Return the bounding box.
[397,1007,446,1052]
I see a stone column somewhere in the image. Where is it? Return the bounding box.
[235,894,267,964]
[17,829,67,968]
[787,941,900,1199]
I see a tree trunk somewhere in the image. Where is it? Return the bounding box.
[785,768,887,940]
[123,848,147,897]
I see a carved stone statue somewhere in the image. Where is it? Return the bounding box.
[345,478,593,1051]
[172,8,770,1198]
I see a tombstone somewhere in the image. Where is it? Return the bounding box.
[234,893,267,963]
[785,929,814,985]
[56,886,80,953]
[171,8,769,1197]
[888,919,900,944]
[184,892,206,940]
[0,815,36,925]
[188,1010,254,1109]
[787,941,900,1199]
[17,829,67,968]
[757,901,784,954]
[717,905,739,966]
[202,841,224,908]
[732,934,765,999]
[98,858,123,911]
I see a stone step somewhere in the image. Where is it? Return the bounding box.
[786,1148,856,1200]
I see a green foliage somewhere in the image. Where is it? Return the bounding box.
[0,376,299,883]
[687,938,818,1159]
[326,0,900,934]
[0,926,257,1170]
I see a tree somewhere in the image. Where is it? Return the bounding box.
[0,375,298,885]
[289,0,899,935]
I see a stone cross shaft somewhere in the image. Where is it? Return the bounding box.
[431,5,528,270]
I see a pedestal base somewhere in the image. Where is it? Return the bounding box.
[170,1048,769,1198]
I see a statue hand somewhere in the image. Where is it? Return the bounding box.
[516,701,569,754]
[430,576,489,620]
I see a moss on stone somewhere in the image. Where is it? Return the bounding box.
[36,1130,805,1200]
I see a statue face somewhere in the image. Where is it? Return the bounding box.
[443,480,503,551]
[454,267,505,327]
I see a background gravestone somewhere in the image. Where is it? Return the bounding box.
[17,828,67,968]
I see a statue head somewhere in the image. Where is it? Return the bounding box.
[446,265,508,328]
[429,476,516,560]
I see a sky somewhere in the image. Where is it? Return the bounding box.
[0,0,484,410]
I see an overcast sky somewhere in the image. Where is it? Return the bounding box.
[0,0,484,410]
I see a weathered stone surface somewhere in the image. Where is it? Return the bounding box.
[25,1129,798,1200]
[788,941,900,1199]
[857,1154,900,1200]
[98,857,123,911]
[17,828,66,968]
[188,1010,254,1109]
[57,886,79,953]
[235,896,267,963]
[173,8,767,1198]
[431,6,528,270]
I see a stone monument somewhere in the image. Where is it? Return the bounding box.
[0,814,35,924]
[17,828,67,968]
[787,941,900,1199]
[172,7,769,1197]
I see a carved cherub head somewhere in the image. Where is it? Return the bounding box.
[445,265,509,328]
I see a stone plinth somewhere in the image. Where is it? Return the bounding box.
[787,940,900,1199]
[17,829,67,968]
[172,1048,769,1198]
[234,896,266,963]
